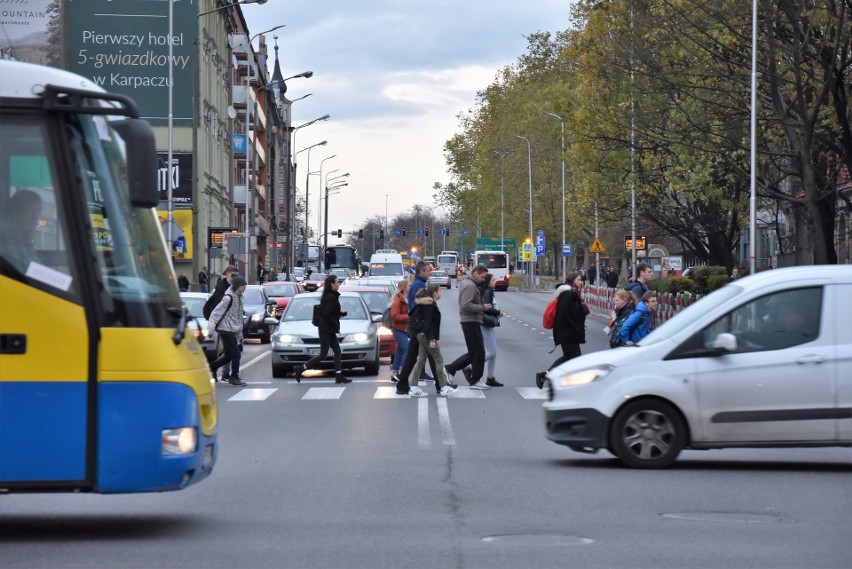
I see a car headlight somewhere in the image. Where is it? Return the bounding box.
[251,312,265,322]
[553,365,613,388]
[377,325,393,337]
[274,334,304,346]
[343,332,371,343]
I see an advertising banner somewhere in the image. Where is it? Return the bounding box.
[0,0,53,64]
[157,152,193,205]
[157,208,194,261]
[67,0,197,125]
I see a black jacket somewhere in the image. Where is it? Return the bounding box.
[414,296,441,341]
[317,290,343,334]
[553,285,587,345]
[479,285,501,327]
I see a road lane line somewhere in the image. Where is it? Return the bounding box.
[239,351,270,372]
[227,388,277,401]
[418,397,431,449]
[436,397,456,446]
[517,387,548,400]
[302,387,345,400]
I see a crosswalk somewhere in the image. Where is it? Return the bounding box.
[219,383,548,402]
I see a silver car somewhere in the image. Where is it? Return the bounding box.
[428,270,451,289]
[180,292,217,361]
[270,292,381,378]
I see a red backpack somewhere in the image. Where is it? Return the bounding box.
[542,297,558,329]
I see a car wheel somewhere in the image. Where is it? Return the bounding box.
[364,343,381,375]
[272,363,291,378]
[260,326,272,344]
[609,399,686,469]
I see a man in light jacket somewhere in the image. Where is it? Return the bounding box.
[445,265,492,390]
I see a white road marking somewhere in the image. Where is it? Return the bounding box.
[450,387,487,398]
[418,398,431,449]
[374,386,409,399]
[228,388,278,401]
[517,387,549,400]
[238,351,269,371]
[436,397,456,446]
[302,387,345,400]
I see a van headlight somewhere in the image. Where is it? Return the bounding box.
[554,365,613,388]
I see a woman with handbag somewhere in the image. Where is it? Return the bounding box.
[479,273,505,387]
[389,279,410,383]
[296,274,351,384]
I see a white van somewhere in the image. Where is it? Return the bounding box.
[361,249,406,286]
[543,265,852,468]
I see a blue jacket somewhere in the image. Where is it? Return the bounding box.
[408,274,428,313]
[620,301,651,344]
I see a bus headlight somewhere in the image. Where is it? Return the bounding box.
[162,427,197,455]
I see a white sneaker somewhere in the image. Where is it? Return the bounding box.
[439,385,456,396]
[470,381,491,390]
[409,386,428,397]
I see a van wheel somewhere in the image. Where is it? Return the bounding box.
[609,399,686,469]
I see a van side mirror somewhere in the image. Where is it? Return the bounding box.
[711,333,738,354]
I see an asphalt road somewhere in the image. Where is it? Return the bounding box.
[1,287,850,569]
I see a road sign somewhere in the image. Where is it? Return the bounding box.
[535,244,544,256]
[624,235,647,250]
[460,229,469,236]
[562,243,572,256]
[521,243,533,261]
[589,238,606,253]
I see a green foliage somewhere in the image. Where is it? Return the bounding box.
[666,277,695,295]
[706,275,730,293]
[691,266,728,294]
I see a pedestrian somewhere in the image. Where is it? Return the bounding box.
[535,271,589,388]
[257,261,266,284]
[620,290,659,345]
[394,262,444,396]
[456,266,463,287]
[389,278,410,383]
[208,275,247,386]
[199,266,209,293]
[605,267,619,288]
[177,271,190,292]
[295,274,351,384]
[479,273,505,387]
[408,284,457,396]
[607,289,637,348]
[203,266,240,382]
[445,264,492,390]
[729,267,741,282]
[0,189,42,274]
[625,262,655,329]
[587,264,597,288]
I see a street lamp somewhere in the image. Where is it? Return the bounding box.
[315,158,337,251]
[197,0,267,18]
[513,133,534,287]
[298,140,328,248]
[290,115,330,264]
[324,180,349,253]
[251,24,285,45]
[491,150,512,255]
[542,110,566,282]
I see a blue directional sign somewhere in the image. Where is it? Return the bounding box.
[232,134,247,153]
[460,229,469,236]
[417,228,425,235]
[562,243,572,256]
[394,229,402,236]
[439,229,446,236]
[535,244,545,256]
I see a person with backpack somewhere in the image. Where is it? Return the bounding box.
[198,266,209,293]
[536,272,589,389]
[409,284,456,396]
[607,289,637,348]
[388,279,410,383]
[208,275,247,387]
[295,274,351,384]
[625,262,655,330]
[204,266,239,382]
[620,291,659,345]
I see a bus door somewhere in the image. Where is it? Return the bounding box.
[0,114,94,489]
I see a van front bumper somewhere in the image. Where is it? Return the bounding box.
[545,407,610,450]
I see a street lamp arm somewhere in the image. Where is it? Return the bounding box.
[197,0,267,18]
[251,24,285,44]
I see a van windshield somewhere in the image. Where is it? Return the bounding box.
[639,285,742,346]
[370,263,404,276]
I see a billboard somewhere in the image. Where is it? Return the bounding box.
[67,0,197,125]
[0,0,53,64]
[157,152,193,205]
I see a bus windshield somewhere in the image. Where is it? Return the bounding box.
[476,253,507,269]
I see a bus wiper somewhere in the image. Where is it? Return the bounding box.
[167,306,186,345]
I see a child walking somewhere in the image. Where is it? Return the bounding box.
[410,284,456,396]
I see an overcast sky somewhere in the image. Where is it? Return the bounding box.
[241,0,572,238]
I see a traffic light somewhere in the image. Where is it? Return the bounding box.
[401,227,407,237]
[299,228,304,236]
[424,227,429,237]
[445,228,450,236]
[379,229,385,240]
[358,229,364,239]
[337,229,343,238]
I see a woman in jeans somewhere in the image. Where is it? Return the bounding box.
[295,274,351,384]
[208,276,247,387]
[479,273,505,387]
[410,284,456,397]
[389,279,410,383]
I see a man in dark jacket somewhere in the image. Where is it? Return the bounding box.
[204,266,239,381]
[395,262,441,395]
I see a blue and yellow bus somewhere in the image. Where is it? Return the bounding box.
[0,61,217,493]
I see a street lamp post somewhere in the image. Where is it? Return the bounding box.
[542,110,566,282]
[301,140,327,252]
[290,115,330,266]
[513,134,534,288]
[491,150,511,254]
[323,180,348,255]
[315,157,337,250]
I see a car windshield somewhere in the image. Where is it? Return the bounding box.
[282,295,368,322]
[639,285,743,346]
[265,284,297,297]
[242,288,264,305]
[181,297,206,318]
[430,271,447,277]
[292,268,304,276]
[355,291,390,314]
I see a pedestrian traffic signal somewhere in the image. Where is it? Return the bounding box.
[424,227,429,237]
[445,228,450,236]
[401,227,407,237]
[358,229,364,239]
[379,229,385,240]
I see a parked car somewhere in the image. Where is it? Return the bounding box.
[285,267,306,283]
[340,285,395,359]
[180,292,217,360]
[543,265,852,469]
[263,281,304,317]
[240,285,279,343]
[270,292,381,377]
[427,270,451,289]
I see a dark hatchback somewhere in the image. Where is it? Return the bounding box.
[241,285,278,343]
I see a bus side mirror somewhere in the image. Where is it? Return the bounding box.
[112,118,158,208]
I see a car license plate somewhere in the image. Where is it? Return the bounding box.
[307,348,321,356]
